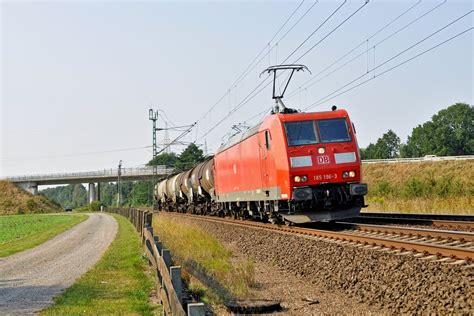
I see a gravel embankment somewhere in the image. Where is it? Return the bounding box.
[160,213,473,314]
[0,213,118,315]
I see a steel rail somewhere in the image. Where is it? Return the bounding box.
[356,213,474,230]
[160,213,474,261]
[336,222,474,242]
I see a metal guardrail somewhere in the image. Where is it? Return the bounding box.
[362,155,474,164]
[3,166,172,182]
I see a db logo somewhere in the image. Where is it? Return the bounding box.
[317,155,330,164]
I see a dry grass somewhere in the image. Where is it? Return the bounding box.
[0,181,61,215]
[153,215,254,303]
[362,160,474,214]
[365,196,473,214]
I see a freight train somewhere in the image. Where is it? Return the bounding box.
[155,65,368,224]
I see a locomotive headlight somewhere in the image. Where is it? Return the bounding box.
[349,171,356,178]
[318,147,325,154]
[342,171,349,178]
[294,175,308,183]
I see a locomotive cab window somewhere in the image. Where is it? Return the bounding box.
[265,130,271,149]
[284,121,319,146]
[317,118,351,143]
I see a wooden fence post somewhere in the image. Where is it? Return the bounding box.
[187,303,205,316]
[170,266,182,304]
[162,249,172,270]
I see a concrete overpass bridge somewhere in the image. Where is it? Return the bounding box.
[2,166,173,203]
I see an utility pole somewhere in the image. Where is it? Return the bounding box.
[149,109,159,210]
[117,159,122,206]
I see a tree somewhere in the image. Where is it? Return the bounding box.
[147,152,178,168]
[401,103,474,157]
[71,184,87,207]
[130,181,153,206]
[175,144,205,171]
[361,130,400,159]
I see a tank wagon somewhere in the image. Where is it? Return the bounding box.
[155,64,367,224]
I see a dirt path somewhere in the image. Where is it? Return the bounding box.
[0,213,118,315]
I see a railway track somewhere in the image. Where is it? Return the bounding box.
[160,212,474,262]
[352,212,474,230]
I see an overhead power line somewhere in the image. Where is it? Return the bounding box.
[304,26,473,110]
[156,122,196,155]
[199,0,371,141]
[286,0,436,99]
[293,0,369,63]
[194,0,307,126]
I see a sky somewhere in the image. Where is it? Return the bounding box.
[1,0,473,178]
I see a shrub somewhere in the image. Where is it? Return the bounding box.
[402,177,425,198]
[88,201,102,212]
[373,180,394,196]
[26,199,38,212]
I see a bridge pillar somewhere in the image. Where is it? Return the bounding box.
[88,183,96,203]
[17,182,38,195]
[97,182,101,201]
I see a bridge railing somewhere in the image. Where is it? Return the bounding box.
[3,165,172,182]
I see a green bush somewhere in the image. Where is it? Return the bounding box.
[402,177,425,198]
[373,180,394,196]
[88,201,102,212]
[26,199,38,212]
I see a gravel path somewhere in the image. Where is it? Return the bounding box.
[0,213,118,315]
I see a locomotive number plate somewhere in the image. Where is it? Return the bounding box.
[317,155,330,164]
[314,173,338,181]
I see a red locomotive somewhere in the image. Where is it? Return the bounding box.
[156,65,367,224]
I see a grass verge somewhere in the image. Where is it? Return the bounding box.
[0,214,87,257]
[363,161,473,214]
[41,214,157,315]
[153,215,254,304]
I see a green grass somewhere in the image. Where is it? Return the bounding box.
[153,215,254,303]
[41,214,158,315]
[0,214,87,257]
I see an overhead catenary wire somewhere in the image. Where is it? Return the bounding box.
[293,0,370,63]
[281,0,348,64]
[233,0,320,90]
[278,0,370,91]
[194,0,306,127]
[156,122,197,155]
[285,0,435,99]
[304,26,474,110]
[199,0,371,142]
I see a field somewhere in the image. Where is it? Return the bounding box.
[0,181,61,215]
[41,214,158,315]
[0,214,87,257]
[362,160,473,214]
[153,215,255,303]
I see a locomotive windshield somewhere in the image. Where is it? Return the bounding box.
[284,118,351,146]
[284,121,319,146]
[317,118,351,143]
